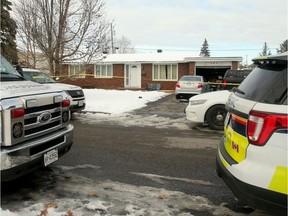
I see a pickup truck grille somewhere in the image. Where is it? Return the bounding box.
[25,120,61,136]
[24,111,61,125]
[1,92,70,146]
[24,102,62,139]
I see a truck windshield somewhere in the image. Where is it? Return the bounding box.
[0,55,24,81]
[22,71,56,84]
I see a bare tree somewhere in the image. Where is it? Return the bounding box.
[15,0,44,68]
[116,36,135,54]
[13,0,110,76]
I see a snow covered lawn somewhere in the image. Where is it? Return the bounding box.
[83,89,169,114]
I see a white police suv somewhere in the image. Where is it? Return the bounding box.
[216,52,287,211]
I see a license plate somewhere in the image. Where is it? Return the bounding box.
[78,100,84,107]
[44,149,58,166]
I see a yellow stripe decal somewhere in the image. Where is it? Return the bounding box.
[50,74,125,79]
[224,126,249,163]
[269,166,288,194]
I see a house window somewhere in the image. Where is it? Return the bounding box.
[153,64,178,81]
[95,65,113,78]
[69,64,86,78]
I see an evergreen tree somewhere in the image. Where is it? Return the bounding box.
[259,42,271,56]
[277,39,288,53]
[199,38,210,57]
[1,0,18,64]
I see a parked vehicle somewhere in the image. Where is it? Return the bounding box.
[216,52,288,211]
[222,69,252,90]
[0,55,74,181]
[22,68,85,113]
[185,90,231,130]
[175,75,210,100]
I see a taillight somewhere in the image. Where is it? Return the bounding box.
[11,108,25,118]
[223,80,227,88]
[197,83,203,88]
[62,99,70,107]
[247,110,288,146]
[176,82,180,88]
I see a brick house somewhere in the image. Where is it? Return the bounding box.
[60,53,242,90]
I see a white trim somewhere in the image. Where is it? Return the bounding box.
[195,61,232,67]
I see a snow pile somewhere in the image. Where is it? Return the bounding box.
[0,172,238,216]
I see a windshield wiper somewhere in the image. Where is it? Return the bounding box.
[232,87,245,95]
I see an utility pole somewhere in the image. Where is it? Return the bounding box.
[110,23,115,54]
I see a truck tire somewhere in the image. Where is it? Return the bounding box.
[206,105,227,130]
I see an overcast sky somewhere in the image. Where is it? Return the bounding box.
[105,0,287,64]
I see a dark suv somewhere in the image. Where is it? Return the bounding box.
[216,52,287,212]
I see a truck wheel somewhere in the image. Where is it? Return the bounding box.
[206,105,227,130]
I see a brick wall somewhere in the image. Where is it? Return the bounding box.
[189,62,196,75]
[60,64,125,89]
[141,64,153,89]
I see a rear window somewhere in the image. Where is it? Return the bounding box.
[224,70,252,79]
[236,63,287,104]
[180,76,202,82]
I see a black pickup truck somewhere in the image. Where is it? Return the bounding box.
[222,69,252,90]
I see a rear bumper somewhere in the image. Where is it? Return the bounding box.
[70,103,86,112]
[70,99,86,113]
[1,124,74,182]
[216,137,287,211]
[176,93,199,100]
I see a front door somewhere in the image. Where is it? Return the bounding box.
[125,64,141,88]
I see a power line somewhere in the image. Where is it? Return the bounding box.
[134,47,278,52]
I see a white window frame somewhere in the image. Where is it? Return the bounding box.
[69,64,86,78]
[152,63,178,81]
[94,64,113,78]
